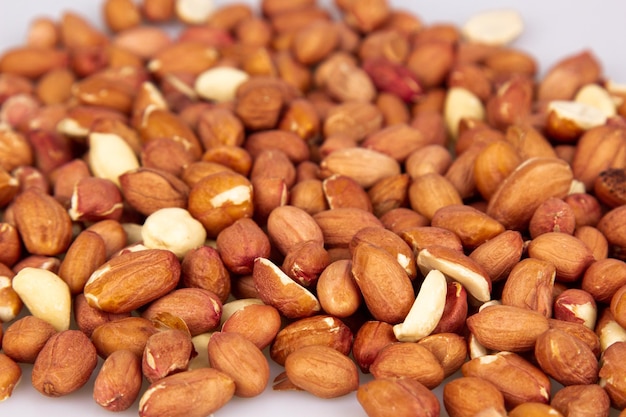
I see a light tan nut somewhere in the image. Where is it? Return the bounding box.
[270,314,353,367]
[176,0,215,25]
[357,377,440,417]
[443,376,506,417]
[575,83,617,118]
[91,316,158,359]
[352,242,414,324]
[208,331,269,398]
[417,245,492,303]
[1,315,57,363]
[194,66,249,102]
[252,257,320,319]
[0,353,21,402]
[284,344,358,399]
[444,87,485,140]
[141,207,206,259]
[551,384,611,417]
[12,267,71,332]
[393,270,447,342]
[32,330,97,397]
[462,9,523,45]
[467,304,550,352]
[138,368,235,417]
[93,349,142,412]
[461,351,551,408]
[142,288,222,337]
[535,328,599,386]
[84,249,181,314]
[88,132,140,187]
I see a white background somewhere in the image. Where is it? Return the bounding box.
[1,1,625,416]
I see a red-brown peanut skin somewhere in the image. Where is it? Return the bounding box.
[93,349,142,412]
[31,330,98,397]
[142,288,222,336]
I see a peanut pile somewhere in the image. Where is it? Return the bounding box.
[1,0,626,417]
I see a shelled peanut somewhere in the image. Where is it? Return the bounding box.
[1,0,626,416]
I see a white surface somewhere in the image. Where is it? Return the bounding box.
[1,1,625,416]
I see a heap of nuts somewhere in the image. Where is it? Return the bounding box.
[1,0,626,416]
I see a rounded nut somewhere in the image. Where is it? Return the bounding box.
[284,344,359,399]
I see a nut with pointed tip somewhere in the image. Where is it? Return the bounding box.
[417,245,492,303]
[208,331,269,398]
[461,351,551,409]
[221,303,281,351]
[501,258,556,318]
[285,344,359,399]
[393,269,447,342]
[91,317,158,359]
[142,288,222,337]
[142,329,193,384]
[352,242,414,324]
[84,249,181,314]
[138,368,235,417]
[319,147,399,189]
[467,304,550,352]
[93,349,142,412]
[443,376,506,417]
[252,257,320,319]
